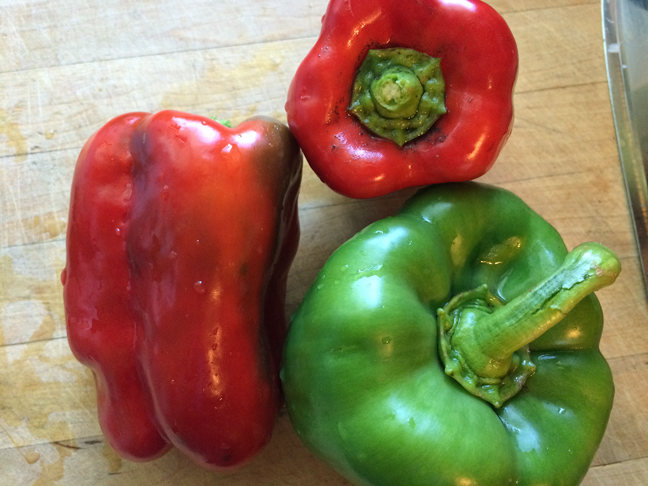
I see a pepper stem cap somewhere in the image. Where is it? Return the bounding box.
[348,48,446,146]
[438,242,621,407]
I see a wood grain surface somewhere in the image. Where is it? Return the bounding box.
[1,0,647,484]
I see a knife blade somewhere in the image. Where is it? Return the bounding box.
[603,0,648,294]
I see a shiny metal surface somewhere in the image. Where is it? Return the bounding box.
[603,0,648,294]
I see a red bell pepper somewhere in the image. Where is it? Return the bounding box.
[286,0,518,199]
[62,111,302,469]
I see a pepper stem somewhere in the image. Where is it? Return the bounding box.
[370,67,423,119]
[348,48,446,146]
[438,242,621,407]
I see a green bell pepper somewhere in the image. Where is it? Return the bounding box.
[282,182,620,486]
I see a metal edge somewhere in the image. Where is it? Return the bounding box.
[602,0,648,294]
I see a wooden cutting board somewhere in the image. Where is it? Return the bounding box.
[1,0,646,484]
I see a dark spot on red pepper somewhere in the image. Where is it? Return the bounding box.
[423,128,447,145]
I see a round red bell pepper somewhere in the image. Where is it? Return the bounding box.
[62,111,302,469]
[286,0,518,198]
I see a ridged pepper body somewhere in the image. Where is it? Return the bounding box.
[63,111,302,469]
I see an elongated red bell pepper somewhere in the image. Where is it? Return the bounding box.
[286,0,518,198]
[62,111,302,469]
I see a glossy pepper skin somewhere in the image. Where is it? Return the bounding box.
[285,0,518,199]
[282,183,619,486]
[62,111,302,469]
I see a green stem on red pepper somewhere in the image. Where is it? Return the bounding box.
[348,48,447,146]
[438,242,621,408]
[370,67,424,119]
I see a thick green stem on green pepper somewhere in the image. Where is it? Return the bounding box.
[438,242,621,408]
[348,48,446,146]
